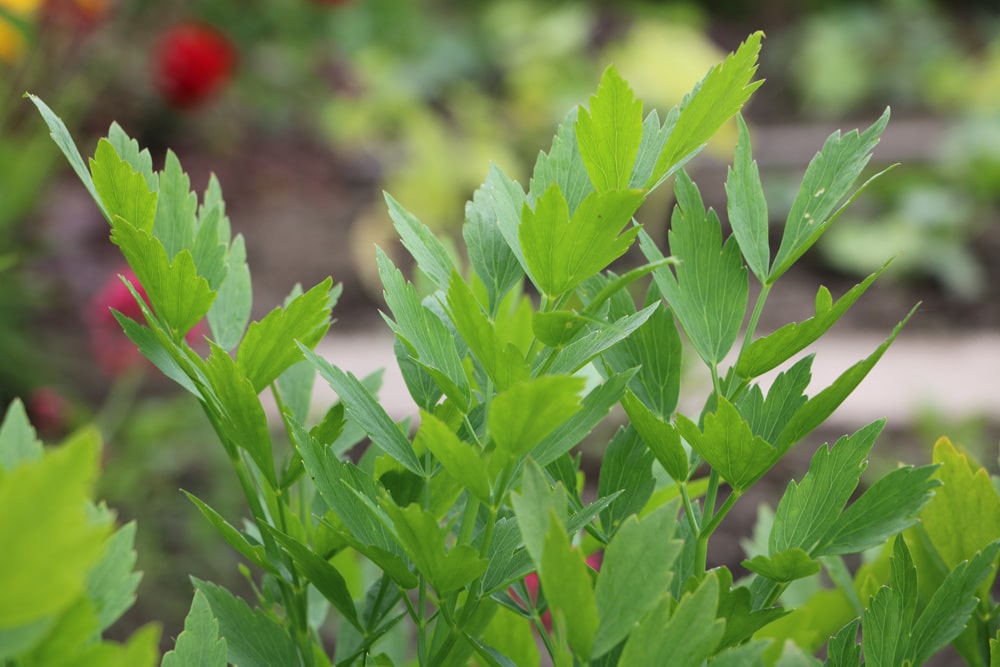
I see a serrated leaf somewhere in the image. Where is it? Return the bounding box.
[826,619,862,667]
[618,569,724,666]
[0,398,42,471]
[592,502,682,658]
[714,567,788,649]
[190,206,229,291]
[530,107,594,216]
[621,394,687,481]
[576,65,644,192]
[208,234,252,351]
[540,508,599,660]
[542,303,659,376]
[86,521,142,632]
[676,396,777,492]
[743,548,821,583]
[738,265,887,378]
[776,306,916,451]
[490,375,585,460]
[596,426,656,536]
[90,139,157,232]
[161,590,228,667]
[106,122,156,190]
[642,173,748,366]
[417,410,490,503]
[464,175,525,313]
[387,193,455,292]
[236,278,334,393]
[737,356,812,445]
[0,427,110,626]
[726,114,770,281]
[192,578,299,667]
[816,465,940,556]
[770,421,884,555]
[646,31,763,188]
[770,109,891,284]
[182,491,277,575]
[111,222,215,336]
[520,186,644,298]
[383,502,489,594]
[154,150,198,259]
[302,345,423,476]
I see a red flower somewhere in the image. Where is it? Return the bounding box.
[26,387,69,439]
[153,23,235,109]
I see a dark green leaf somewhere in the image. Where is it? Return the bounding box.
[726,114,770,282]
[825,618,862,667]
[464,171,526,312]
[737,356,812,446]
[597,426,656,536]
[183,491,278,575]
[621,394,687,481]
[542,303,658,376]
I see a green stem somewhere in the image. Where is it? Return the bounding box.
[704,469,720,522]
[679,483,701,537]
[700,489,742,538]
[739,282,772,360]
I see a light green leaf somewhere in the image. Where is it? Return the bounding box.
[0,398,42,471]
[192,578,300,667]
[236,278,334,393]
[621,393,687,482]
[0,427,110,626]
[743,548,821,583]
[629,109,676,189]
[737,265,888,378]
[386,192,455,293]
[770,109,891,284]
[86,521,142,633]
[642,172,748,366]
[520,186,644,298]
[576,65,644,192]
[490,375,585,460]
[530,107,594,216]
[540,508,599,660]
[676,396,776,492]
[106,122,155,190]
[208,234,252,351]
[542,303,658,376]
[90,139,157,232]
[646,31,764,188]
[618,569,724,666]
[303,345,423,476]
[726,114,770,282]
[510,458,569,570]
[416,410,490,503]
[113,311,199,396]
[592,502,682,658]
[478,604,540,667]
[154,150,198,259]
[110,221,215,336]
[161,590,228,667]
[464,173,526,313]
[383,502,489,594]
[189,205,229,290]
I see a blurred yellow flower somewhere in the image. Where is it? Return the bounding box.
[0,0,41,13]
[0,20,26,63]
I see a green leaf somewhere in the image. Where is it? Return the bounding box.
[161,590,228,667]
[726,114,770,282]
[576,65,644,192]
[445,271,529,392]
[743,548,821,583]
[208,234,252,351]
[816,465,940,556]
[111,222,215,336]
[646,31,763,188]
[90,139,158,232]
[26,94,106,219]
[383,502,489,594]
[106,122,155,190]
[596,426,656,536]
[770,421,884,555]
[182,491,277,576]
[0,427,110,627]
[510,458,569,569]
[737,355,812,445]
[190,204,229,290]
[204,343,277,488]
[540,508,599,660]
[478,605,540,667]
[490,375,585,460]
[154,150,198,259]
[416,410,490,502]
[738,264,889,378]
[770,109,891,284]
[542,303,659,376]
[621,393,687,482]
[192,578,300,667]
[114,311,200,396]
[474,164,531,287]
[377,248,470,409]
[386,192,455,292]
[618,569,724,666]
[921,438,1000,570]
[676,396,776,492]
[592,502,682,658]
[629,109,676,189]
[0,398,43,471]
[642,172,748,366]
[86,521,142,633]
[825,619,862,667]
[236,278,334,393]
[520,186,644,298]
[303,345,423,476]
[776,306,916,451]
[259,524,362,631]
[530,107,594,217]
[714,567,788,649]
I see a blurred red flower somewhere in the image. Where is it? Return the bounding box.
[26,386,69,439]
[153,22,235,109]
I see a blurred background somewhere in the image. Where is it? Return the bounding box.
[2,0,1000,651]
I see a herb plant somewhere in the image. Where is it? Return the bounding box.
[7,30,1000,666]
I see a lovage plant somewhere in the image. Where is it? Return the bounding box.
[11,31,1000,666]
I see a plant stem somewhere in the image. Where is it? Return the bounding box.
[679,482,701,537]
[739,282,771,360]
